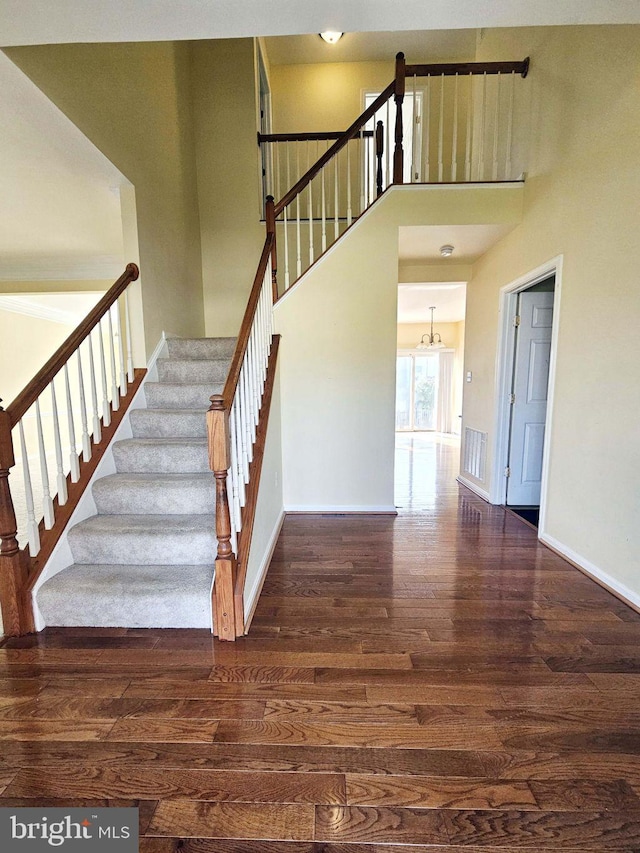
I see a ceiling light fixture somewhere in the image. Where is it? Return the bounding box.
[319,32,343,44]
[439,244,454,258]
[417,306,446,350]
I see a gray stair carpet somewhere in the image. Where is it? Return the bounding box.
[36,337,235,629]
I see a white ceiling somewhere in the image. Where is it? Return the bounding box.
[0,52,127,281]
[1,1,638,46]
[398,223,516,264]
[264,29,476,66]
[398,283,466,325]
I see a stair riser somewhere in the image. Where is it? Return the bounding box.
[167,338,236,359]
[144,383,219,410]
[68,527,216,565]
[93,479,215,515]
[129,409,207,438]
[157,359,231,384]
[113,442,209,473]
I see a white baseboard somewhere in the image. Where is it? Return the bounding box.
[284,504,397,514]
[456,475,491,503]
[539,531,640,615]
[243,510,285,632]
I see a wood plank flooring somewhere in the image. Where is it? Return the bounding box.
[2,434,640,850]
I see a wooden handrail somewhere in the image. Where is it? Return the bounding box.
[405,59,530,78]
[221,235,273,408]
[258,130,374,144]
[7,263,139,426]
[274,81,395,216]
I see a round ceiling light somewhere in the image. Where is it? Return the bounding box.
[319,32,343,44]
[439,244,454,258]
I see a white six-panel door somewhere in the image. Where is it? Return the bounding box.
[507,290,554,506]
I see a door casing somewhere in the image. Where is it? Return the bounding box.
[489,256,563,537]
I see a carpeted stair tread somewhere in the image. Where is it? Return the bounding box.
[144,381,221,410]
[113,437,209,473]
[67,513,217,565]
[37,563,215,629]
[129,408,207,438]
[166,337,236,359]
[93,473,215,515]
[157,357,232,384]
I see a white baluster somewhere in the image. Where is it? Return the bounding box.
[492,73,501,181]
[385,98,391,188]
[108,306,120,411]
[308,177,314,267]
[347,141,353,226]
[228,403,241,534]
[115,296,127,396]
[98,319,111,428]
[18,419,40,555]
[359,131,365,214]
[50,380,67,505]
[424,76,431,182]
[438,74,445,183]
[451,73,459,181]
[411,74,417,182]
[478,72,487,180]
[334,150,339,241]
[296,146,302,278]
[124,287,134,383]
[465,73,473,181]
[76,349,92,461]
[283,204,290,290]
[506,70,515,179]
[35,399,55,529]
[321,163,327,252]
[87,329,101,444]
[64,363,80,483]
[275,141,281,204]
[364,131,370,205]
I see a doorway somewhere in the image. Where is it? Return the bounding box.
[491,259,562,533]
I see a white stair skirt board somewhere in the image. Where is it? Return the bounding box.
[34,335,236,630]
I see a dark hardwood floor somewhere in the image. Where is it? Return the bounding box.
[1,435,640,850]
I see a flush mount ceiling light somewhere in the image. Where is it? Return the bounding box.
[319,32,343,44]
[417,306,446,350]
[439,244,454,258]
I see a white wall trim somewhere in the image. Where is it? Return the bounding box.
[540,531,640,615]
[243,509,285,633]
[490,255,563,519]
[30,334,168,629]
[284,504,398,514]
[0,295,97,325]
[457,475,491,503]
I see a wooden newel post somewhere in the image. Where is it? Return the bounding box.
[207,395,239,640]
[375,120,384,197]
[265,195,278,302]
[0,402,31,636]
[393,52,406,184]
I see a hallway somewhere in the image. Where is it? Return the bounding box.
[1,440,640,849]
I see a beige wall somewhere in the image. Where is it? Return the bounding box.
[5,41,205,357]
[275,184,521,510]
[0,311,75,404]
[462,26,640,595]
[191,39,265,337]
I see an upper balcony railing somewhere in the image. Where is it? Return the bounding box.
[259,54,529,295]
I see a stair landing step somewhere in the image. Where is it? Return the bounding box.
[37,563,215,629]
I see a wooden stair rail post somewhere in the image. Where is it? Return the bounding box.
[0,402,32,636]
[393,52,406,184]
[207,394,238,641]
[375,120,385,197]
[265,195,278,302]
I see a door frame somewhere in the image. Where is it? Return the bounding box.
[489,255,563,536]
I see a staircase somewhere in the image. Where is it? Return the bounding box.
[36,337,235,629]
